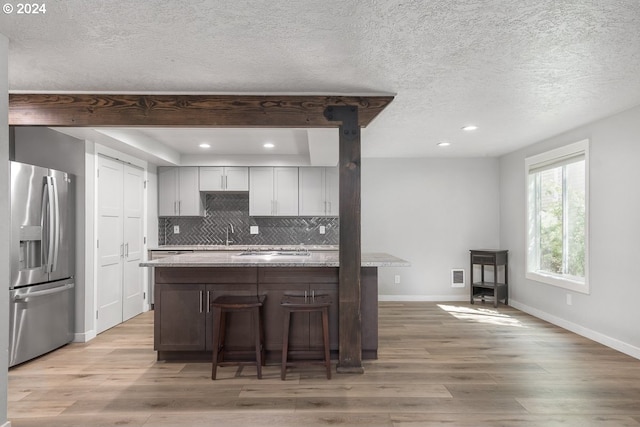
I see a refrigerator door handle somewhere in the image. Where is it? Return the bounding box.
[50,176,60,272]
[40,179,49,270]
[43,177,56,273]
[13,282,75,301]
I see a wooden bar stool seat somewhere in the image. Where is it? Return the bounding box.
[280,294,332,380]
[211,295,266,380]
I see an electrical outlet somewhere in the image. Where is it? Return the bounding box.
[566,293,572,306]
[394,275,400,284]
[173,225,180,234]
[319,226,326,234]
[250,226,259,234]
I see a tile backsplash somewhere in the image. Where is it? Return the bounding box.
[159,193,339,246]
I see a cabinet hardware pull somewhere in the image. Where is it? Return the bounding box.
[206,291,210,313]
[125,243,129,257]
[120,243,124,258]
[199,291,203,313]
[221,175,224,189]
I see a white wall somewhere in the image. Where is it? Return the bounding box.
[499,104,640,359]
[13,128,86,335]
[1,32,11,427]
[362,158,500,300]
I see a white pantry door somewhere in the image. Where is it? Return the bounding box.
[97,156,124,333]
[122,164,144,321]
[97,156,145,332]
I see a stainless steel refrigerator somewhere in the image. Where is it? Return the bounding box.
[9,160,75,367]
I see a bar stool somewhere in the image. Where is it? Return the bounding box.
[280,294,332,380]
[211,295,266,380]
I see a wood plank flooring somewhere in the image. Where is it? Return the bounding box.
[8,302,640,426]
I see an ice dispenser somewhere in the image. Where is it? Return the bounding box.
[19,225,42,270]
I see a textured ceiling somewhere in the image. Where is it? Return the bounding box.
[2,0,640,159]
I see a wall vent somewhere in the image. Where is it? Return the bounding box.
[451,269,465,287]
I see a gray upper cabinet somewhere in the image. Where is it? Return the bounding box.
[158,167,204,217]
[298,167,339,217]
[249,167,299,216]
[199,167,249,192]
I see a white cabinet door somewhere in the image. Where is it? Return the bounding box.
[273,167,299,216]
[249,167,274,216]
[158,167,178,216]
[199,167,224,191]
[159,167,203,216]
[200,166,248,191]
[177,167,203,216]
[225,167,249,191]
[122,164,144,322]
[298,167,339,216]
[299,167,325,216]
[325,167,339,216]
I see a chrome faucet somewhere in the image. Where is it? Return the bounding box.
[225,223,234,246]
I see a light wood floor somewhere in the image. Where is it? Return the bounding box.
[8,302,640,426]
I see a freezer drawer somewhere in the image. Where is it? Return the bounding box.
[9,279,75,367]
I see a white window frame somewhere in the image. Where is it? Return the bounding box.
[525,140,590,294]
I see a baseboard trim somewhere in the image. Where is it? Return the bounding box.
[378,295,468,302]
[510,299,640,361]
[73,329,96,343]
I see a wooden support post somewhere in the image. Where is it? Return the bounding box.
[324,105,363,373]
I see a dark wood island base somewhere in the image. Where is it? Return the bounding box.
[153,266,379,363]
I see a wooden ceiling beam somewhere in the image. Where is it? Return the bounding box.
[8,94,393,128]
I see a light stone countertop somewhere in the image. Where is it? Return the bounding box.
[148,245,339,251]
[140,251,410,268]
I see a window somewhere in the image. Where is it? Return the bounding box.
[525,140,589,293]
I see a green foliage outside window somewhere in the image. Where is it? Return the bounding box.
[536,162,585,279]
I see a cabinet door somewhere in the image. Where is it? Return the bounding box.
[308,283,339,351]
[158,167,178,216]
[273,167,299,216]
[224,167,249,191]
[324,167,339,217]
[204,284,258,352]
[155,284,206,351]
[299,167,325,216]
[258,283,309,352]
[199,167,224,191]
[249,167,274,216]
[178,167,203,216]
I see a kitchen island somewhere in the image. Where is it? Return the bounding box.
[141,251,408,363]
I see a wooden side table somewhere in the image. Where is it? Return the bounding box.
[470,250,508,307]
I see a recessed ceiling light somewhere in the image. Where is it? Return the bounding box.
[437,141,451,147]
[199,143,211,148]
[263,143,275,148]
[462,125,478,131]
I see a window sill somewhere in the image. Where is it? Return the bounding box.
[526,271,589,294]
